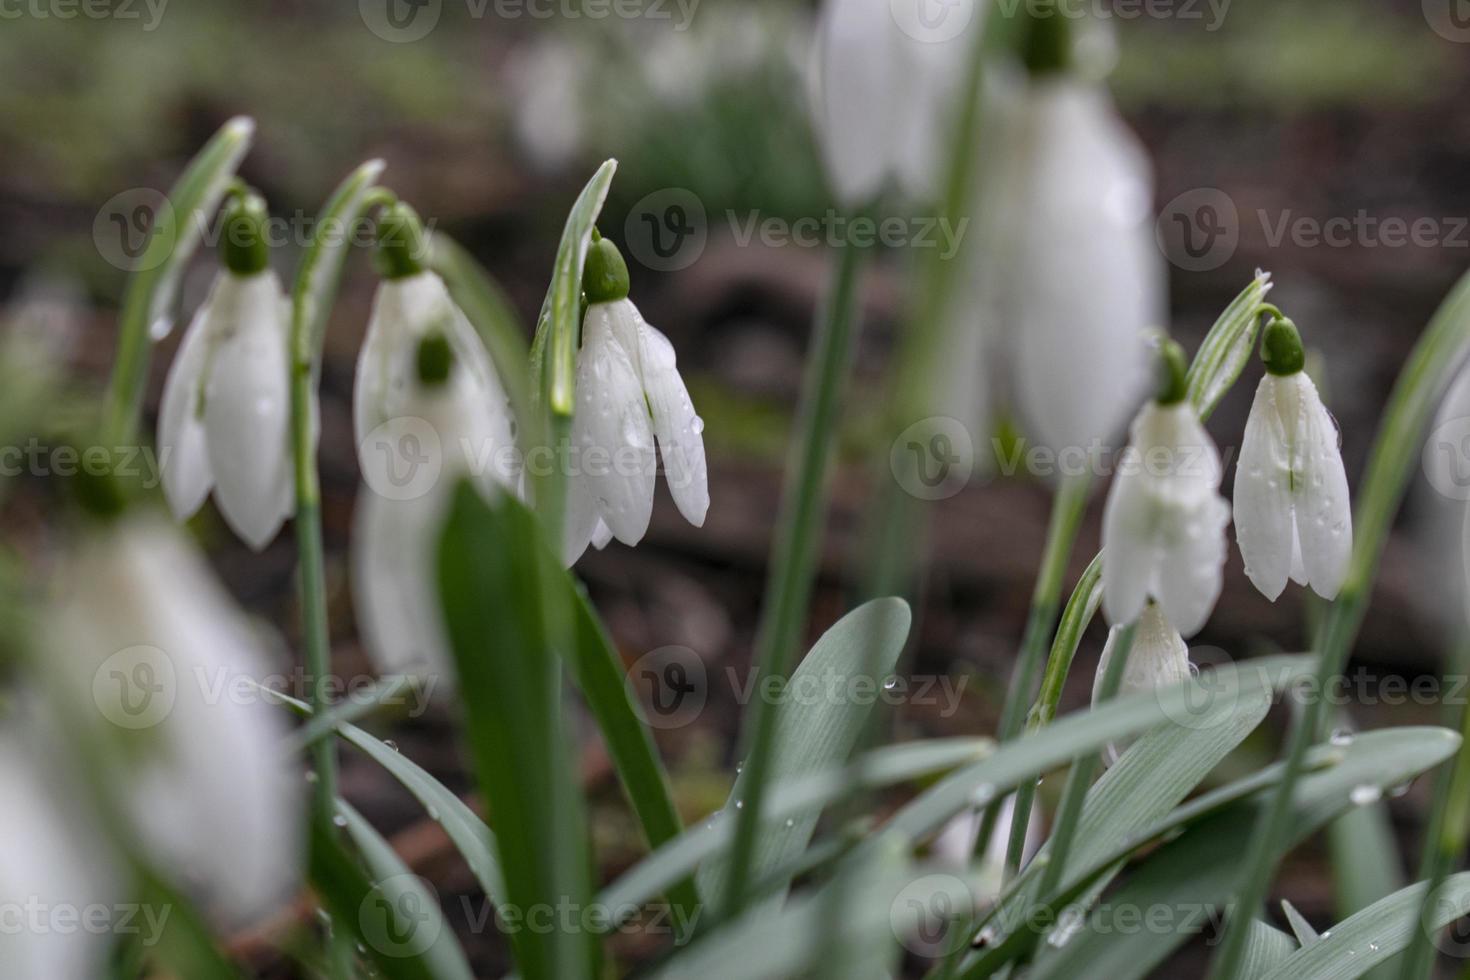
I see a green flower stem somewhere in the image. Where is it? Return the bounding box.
[287,160,386,829]
[101,117,254,446]
[1209,267,1470,980]
[1399,637,1470,979]
[971,473,1091,867]
[720,235,868,921]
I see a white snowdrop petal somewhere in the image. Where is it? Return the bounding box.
[1100,452,1154,628]
[592,518,615,550]
[574,307,655,545]
[202,272,293,550]
[1154,494,1229,638]
[158,299,215,520]
[1233,376,1295,601]
[562,474,600,566]
[1093,606,1192,765]
[810,0,895,206]
[1295,378,1352,599]
[634,315,709,527]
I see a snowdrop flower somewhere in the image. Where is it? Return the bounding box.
[1101,341,1231,637]
[354,202,518,491]
[158,192,293,549]
[565,237,708,564]
[809,0,970,205]
[49,511,301,926]
[932,794,1041,897]
[980,74,1163,462]
[0,734,121,978]
[353,332,505,683]
[1233,317,1352,601]
[1092,602,1192,765]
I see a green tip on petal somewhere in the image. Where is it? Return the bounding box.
[1261,316,1305,376]
[416,330,454,387]
[1020,0,1072,77]
[374,201,429,281]
[1155,339,1189,405]
[221,192,270,276]
[583,237,630,305]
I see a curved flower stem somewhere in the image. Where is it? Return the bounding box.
[1399,636,1470,979]
[286,160,386,829]
[1209,267,1470,980]
[719,233,869,922]
[970,473,1091,864]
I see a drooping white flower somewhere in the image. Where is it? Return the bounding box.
[982,77,1163,462]
[931,793,1041,897]
[49,514,302,926]
[354,204,518,492]
[1101,343,1230,637]
[159,194,293,550]
[1233,317,1352,601]
[1092,602,1192,765]
[809,0,970,205]
[0,733,121,979]
[353,332,505,684]
[565,238,708,564]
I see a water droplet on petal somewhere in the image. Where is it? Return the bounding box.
[1349,784,1382,806]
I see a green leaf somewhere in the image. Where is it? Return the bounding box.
[1281,899,1321,946]
[436,481,594,980]
[1258,873,1470,980]
[1025,727,1461,980]
[1183,269,1274,422]
[291,158,386,365]
[1242,919,1298,975]
[529,159,616,417]
[698,598,912,908]
[135,872,243,980]
[103,116,255,443]
[595,738,991,927]
[336,800,476,980]
[1326,779,1406,980]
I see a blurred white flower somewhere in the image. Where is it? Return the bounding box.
[566,239,708,564]
[1101,360,1230,637]
[1092,603,1192,765]
[354,269,518,490]
[50,515,301,927]
[932,793,1041,897]
[808,0,969,205]
[0,734,121,979]
[507,36,587,171]
[353,333,505,683]
[158,267,293,550]
[981,77,1163,462]
[1233,319,1351,601]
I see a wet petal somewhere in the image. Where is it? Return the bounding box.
[573,306,655,545]
[1234,375,1294,600]
[1101,449,1155,628]
[634,313,709,526]
[158,297,215,520]
[1294,376,1352,599]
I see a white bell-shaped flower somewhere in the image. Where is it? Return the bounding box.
[565,238,708,563]
[1101,342,1231,637]
[931,793,1042,898]
[1091,602,1192,766]
[808,0,970,205]
[1233,317,1352,601]
[49,513,302,926]
[984,76,1162,461]
[354,203,518,492]
[353,332,505,684]
[0,733,122,978]
[158,192,292,550]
